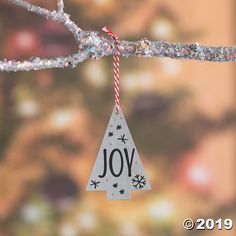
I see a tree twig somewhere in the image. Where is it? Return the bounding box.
[7,0,82,40]
[1,0,235,72]
[57,0,64,13]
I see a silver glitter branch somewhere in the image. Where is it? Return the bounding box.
[1,0,235,72]
[57,0,64,13]
[7,0,82,40]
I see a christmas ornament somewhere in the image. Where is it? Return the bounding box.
[86,27,151,200]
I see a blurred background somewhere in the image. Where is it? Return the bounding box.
[0,0,235,235]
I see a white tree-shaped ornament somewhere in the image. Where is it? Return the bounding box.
[87,106,151,200]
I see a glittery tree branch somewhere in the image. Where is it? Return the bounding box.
[7,0,82,40]
[57,0,64,13]
[1,0,235,72]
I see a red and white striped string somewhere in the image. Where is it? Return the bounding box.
[102,26,121,113]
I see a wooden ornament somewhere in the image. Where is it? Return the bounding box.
[87,106,151,200]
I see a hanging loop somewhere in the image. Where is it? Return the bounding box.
[102,26,121,113]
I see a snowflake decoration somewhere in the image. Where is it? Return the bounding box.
[90,180,100,189]
[118,134,128,144]
[132,174,146,189]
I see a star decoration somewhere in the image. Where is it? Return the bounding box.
[118,134,128,144]
[108,131,114,137]
[90,180,100,189]
[116,125,122,130]
[113,183,118,188]
[119,189,125,195]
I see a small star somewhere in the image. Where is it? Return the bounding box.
[113,183,118,188]
[118,134,128,144]
[116,125,122,130]
[90,180,100,189]
[119,189,125,195]
[108,131,114,137]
